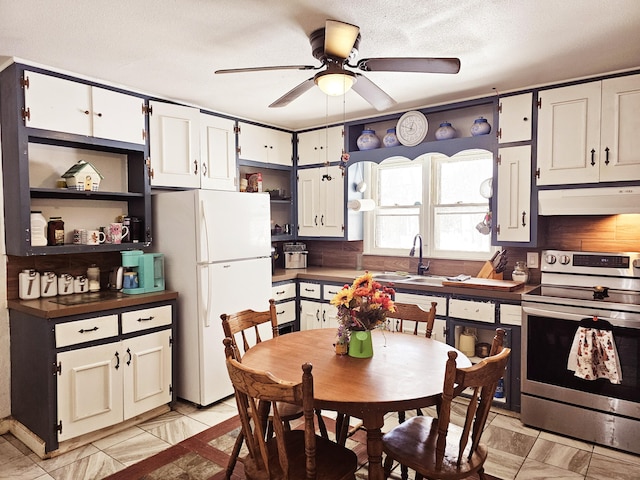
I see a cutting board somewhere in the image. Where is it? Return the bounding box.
[442,277,523,291]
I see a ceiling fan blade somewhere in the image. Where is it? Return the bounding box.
[356,57,461,74]
[351,74,397,111]
[324,19,360,59]
[269,77,316,108]
[215,65,317,74]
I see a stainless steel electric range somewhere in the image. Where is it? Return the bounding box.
[521,250,640,455]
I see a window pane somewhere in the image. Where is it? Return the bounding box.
[438,157,492,204]
[433,206,492,253]
[375,209,420,249]
[378,164,422,207]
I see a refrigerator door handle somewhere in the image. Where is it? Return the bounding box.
[201,199,211,264]
[203,265,212,328]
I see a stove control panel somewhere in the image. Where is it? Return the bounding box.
[542,250,640,277]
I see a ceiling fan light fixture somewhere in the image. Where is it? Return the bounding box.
[314,70,356,96]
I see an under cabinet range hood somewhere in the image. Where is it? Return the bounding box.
[538,186,640,215]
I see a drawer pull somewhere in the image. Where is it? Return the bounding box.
[114,351,120,370]
[276,289,285,295]
[137,316,155,322]
[126,348,132,366]
[277,310,285,315]
[79,326,99,333]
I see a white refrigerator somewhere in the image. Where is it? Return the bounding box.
[152,189,272,406]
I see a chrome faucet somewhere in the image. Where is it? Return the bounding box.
[409,234,430,275]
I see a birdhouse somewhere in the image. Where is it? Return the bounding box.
[61,160,103,191]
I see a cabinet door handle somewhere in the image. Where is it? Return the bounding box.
[604,147,610,165]
[126,348,132,366]
[83,110,90,115]
[137,316,155,322]
[78,326,99,333]
[314,215,318,226]
[193,159,198,175]
[590,149,596,166]
[320,214,324,226]
[95,112,103,117]
[276,289,285,295]
[114,351,120,370]
[521,211,527,227]
[202,162,207,176]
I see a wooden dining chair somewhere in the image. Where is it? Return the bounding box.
[382,328,510,480]
[223,337,359,480]
[221,299,303,478]
[335,301,438,452]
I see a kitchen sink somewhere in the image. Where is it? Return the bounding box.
[374,273,412,281]
[374,273,447,286]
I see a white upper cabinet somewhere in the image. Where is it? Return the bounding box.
[238,122,292,166]
[23,70,145,144]
[496,145,531,243]
[297,165,344,237]
[537,74,640,185]
[200,113,236,191]
[498,93,532,144]
[297,126,344,166]
[149,101,201,188]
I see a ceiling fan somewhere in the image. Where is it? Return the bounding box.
[214,19,460,111]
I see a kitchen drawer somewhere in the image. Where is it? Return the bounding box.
[271,282,296,301]
[122,305,172,334]
[394,292,447,317]
[323,284,343,300]
[299,282,321,300]
[449,298,495,323]
[55,315,119,348]
[500,303,522,326]
[274,300,296,325]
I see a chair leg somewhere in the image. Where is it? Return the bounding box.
[335,413,350,446]
[383,454,394,479]
[225,429,244,480]
[398,410,406,424]
[315,409,329,439]
[478,467,487,480]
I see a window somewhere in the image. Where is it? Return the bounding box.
[364,149,494,260]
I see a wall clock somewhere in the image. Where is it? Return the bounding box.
[396,110,428,146]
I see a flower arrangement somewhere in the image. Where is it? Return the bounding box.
[331,272,396,345]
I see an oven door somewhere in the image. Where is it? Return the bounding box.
[522,302,640,419]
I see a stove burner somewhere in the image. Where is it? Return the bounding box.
[593,285,609,300]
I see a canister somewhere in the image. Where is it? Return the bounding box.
[30,211,47,246]
[19,269,40,300]
[58,273,74,295]
[40,271,58,297]
[459,328,476,357]
[74,275,88,293]
[47,216,64,246]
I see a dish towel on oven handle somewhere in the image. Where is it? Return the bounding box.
[567,326,622,384]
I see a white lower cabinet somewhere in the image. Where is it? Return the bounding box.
[300,300,338,330]
[57,328,172,442]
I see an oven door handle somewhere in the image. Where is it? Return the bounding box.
[522,305,640,329]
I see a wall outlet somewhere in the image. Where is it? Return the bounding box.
[527,252,539,269]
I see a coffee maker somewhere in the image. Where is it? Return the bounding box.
[121,250,165,294]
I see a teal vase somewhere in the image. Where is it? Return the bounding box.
[348,330,373,358]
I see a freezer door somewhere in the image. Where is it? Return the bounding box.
[197,257,272,405]
[197,190,271,263]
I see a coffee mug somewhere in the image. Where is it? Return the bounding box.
[106,223,130,244]
[86,229,106,245]
[73,229,86,245]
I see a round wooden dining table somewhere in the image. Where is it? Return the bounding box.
[241,328,471,480]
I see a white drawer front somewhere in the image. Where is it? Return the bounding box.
[274,300,296,325]
[449,298,495,323]
[393,292,447,317]
[299,282,321,300]
[271,282,296,301]
[55,315,119,348]
[500,303,522,326]
[323,284,343,301]
[122,305,172,334]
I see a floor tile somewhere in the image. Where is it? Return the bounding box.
[538,431,593,452]
[143,415,210,445]
[482,424,537,458]
[101,431,171,467]
[527,437,590,475]
[46,451,124,480]
[592,444,640,466]
[28,444,99,473]
[0,455,48,480]
[515,457,584,479]
[484,448,525,480]
[91,426,146,451]
[586,452,640,480]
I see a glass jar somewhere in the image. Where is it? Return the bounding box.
[356,129,380,151]
[47,216,64,246]
[512,261,529,283]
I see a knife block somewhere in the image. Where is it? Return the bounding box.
[477,261,504,280]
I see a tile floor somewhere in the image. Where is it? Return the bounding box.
[1,397,639,480]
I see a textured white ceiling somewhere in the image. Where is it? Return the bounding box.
[1,0,640,130]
